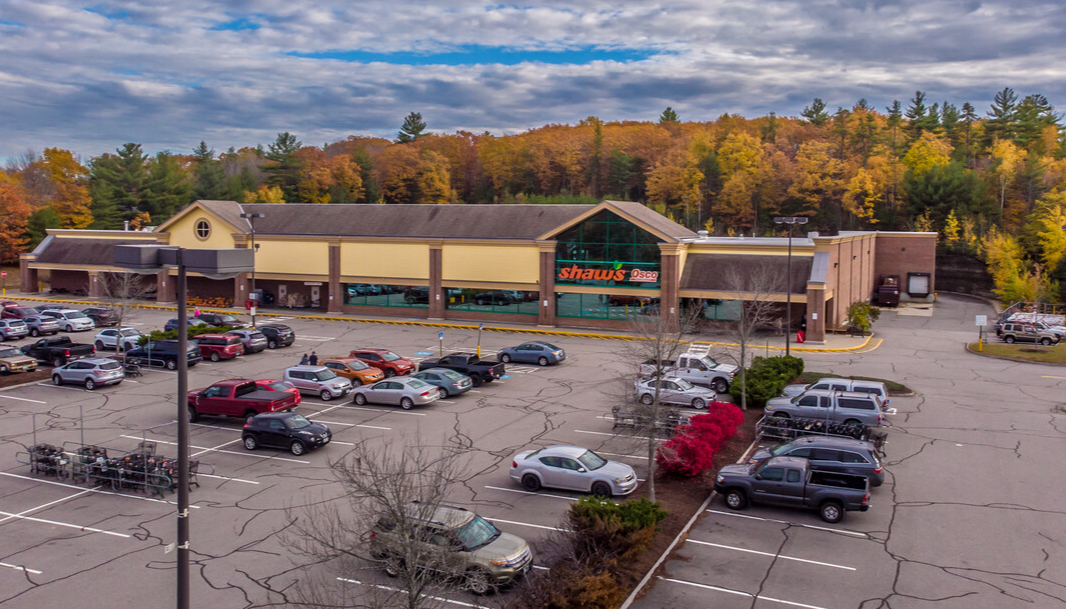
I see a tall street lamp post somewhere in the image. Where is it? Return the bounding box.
[240,213,264,327]
[773,216,809,356]
[114,245,254,609]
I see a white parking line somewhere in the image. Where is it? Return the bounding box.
[483,517,566,532]
[36,383,91,392]
[595,451,649,460]
[337,578,489,608]
[347,405,427,416]
[0,562,41,575]
[0,472,201,508]
[704,509,869,538]
[687,539,856,570]
[0,510,130,538]
[658,576,832,609]
[195,473,260,485]
[0,394,47,404]
[120,435,310,464]
[295,335,336,341]
[484,485,576,501]
[574,429,657,441]
[190,437,243,458]
[0,488,95,525]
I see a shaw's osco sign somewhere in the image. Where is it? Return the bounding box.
[557,265,659,283]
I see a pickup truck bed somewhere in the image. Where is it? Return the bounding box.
[714,456,870,523]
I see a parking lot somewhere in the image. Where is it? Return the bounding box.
[3,296,1066,609]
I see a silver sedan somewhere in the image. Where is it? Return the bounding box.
[633,376,718,409]
[509,445,637,497]
[51,358,125,390]
[351,377,441,409]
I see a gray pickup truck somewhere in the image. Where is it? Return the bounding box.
[638,349,738,393]
[713,456,870,523]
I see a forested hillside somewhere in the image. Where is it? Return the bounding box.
[2,88,1065,302]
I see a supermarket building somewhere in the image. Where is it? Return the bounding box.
[19,200,936,342]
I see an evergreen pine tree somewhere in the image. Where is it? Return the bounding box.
[801,98,829,126]
[192,141,226,201]
[985,87,1018,146]
[264,132,302,201]
[88,144,148,223]
[761,112,777,143]
[144,152,192,220]
[960,102,977,166]
[904,91,929,141]
[397,112,427,143]
[658,107,680,123]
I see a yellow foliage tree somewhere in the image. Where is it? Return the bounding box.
[38,148,93,229]
[901,133,952,177]
[1033,191,1066,269]
[241,185,285,203]
[842,169,879,225]
[788,141,843,217]
[416,151,452,204]
[942,209,960,245]
[645,149,703,225]
[715,133,763,230]
[990,139,1026,211]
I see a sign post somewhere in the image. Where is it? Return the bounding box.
[976,315,987,351]
[438,331,444,357]
[1,270,6,297]
[477,323,483,358]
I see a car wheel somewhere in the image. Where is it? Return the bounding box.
[166,359,177,370]
[691,398,707,410]
[31,328,40,337]
[844,419,862,427]
[470,374,483,387]
[820,500,844,523]
[538,356,549,366]
[289,440,306,456]
[52,357,64,368]
[65,324,73,332]
[464,569,493,596]
[770,411,791,419]
[400,397,414,410]
[354,393,368,405]
[725,490,747,510]
[95,341,105,351]
[0,365,6,374]
[384,369,396,378]
[85,378,96,390]
[209,352,220,362]
[187,407,198,423]
[243,435,258,450]
[267,340,277,349]
[1041,337,1052,346]
[500,353,511,363]
[476,299,486,306]
[1005,336,1015,344]
[591,481,612,498]
[713,379,729,394]
[320,390,332,401]
[521,474,541,492]
[438,386,449,398]
[639,393,654,405]
[52,375,63,386]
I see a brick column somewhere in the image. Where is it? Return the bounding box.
[19,254,39,293]
[88,271,105,298]
[157,271,176,304]
[537,241,557,326]
[428,241,444,319]
[328,241,342,313]
[806,286,826,343]
[659,244,683,332]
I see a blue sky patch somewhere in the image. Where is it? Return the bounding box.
[211,18,260,31]
[287,45,659,65]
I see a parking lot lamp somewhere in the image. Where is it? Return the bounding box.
[114,245,254,609]
[773,217,808,356]
[240,212,264,326]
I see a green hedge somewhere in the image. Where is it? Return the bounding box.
[729,355,805,408]
[137,325,239,346]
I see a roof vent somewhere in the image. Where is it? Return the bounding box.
[697,230,709,237]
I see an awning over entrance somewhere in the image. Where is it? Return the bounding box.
[32,237,157,268]
[679,254,813,296]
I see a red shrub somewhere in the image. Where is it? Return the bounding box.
[656,433,718,477]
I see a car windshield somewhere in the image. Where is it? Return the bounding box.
[0,348,19,357]
[16,308,37,315]
[313,369,338,381]
[698,355,719,368]
[218,315,238,323]
[407,379,428,389]
[263,381,290,391]
[347,360,369,370]
[66,312,88,319]
[98,361,121,370]
[120,329,140,336]
[381,351,401,362]
[770,443,795,457]
[439,369,464,380]
[284,415,313,430]
[249,332,265,340]
[542,343,560,350]
[674,378,695,391]
[456,515,500,550]
[577,450,608,470]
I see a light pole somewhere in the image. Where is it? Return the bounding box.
[240,212,264,327]
[773,216,808,356]
[114,245,253,609]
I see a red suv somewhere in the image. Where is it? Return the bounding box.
[194,334,245,362]
[1,306,39,319]
[348,348,415,377]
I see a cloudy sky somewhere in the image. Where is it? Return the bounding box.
[1,0,1064,160]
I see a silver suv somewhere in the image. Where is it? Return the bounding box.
[282,365,353,401]
[41,309,95,332]
[1000,322,1059,346]
[369,502,533,594]
[0,319,29,340]
[51,357,125,390]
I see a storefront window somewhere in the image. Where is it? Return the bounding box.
[556,293,660,320]
[343,284,429,308]
[446,289,539,315]
[555,211,661,289]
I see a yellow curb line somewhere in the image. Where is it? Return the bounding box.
[13,295,872,351]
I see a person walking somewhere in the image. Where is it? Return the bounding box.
[309,351,318,366]
[299,353,310,365]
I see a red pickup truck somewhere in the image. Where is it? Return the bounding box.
[187,379,299,423]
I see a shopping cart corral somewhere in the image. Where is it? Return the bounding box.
[756,415,887,456]
[610,404,692,437]
[17,441,210,498]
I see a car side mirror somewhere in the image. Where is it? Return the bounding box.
[578,468,587,473]
[754,474,762,480]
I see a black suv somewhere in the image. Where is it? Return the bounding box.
[82,307,118,327]
[126,339,203,370]
[258,324,295,349]
[195,312,245,328]
[749,436,884,487]
[242,412,330,456]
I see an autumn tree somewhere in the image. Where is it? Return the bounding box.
[38,148,93,229]
[901,132,953,177]
[990,139,1026,212]
[788,141,844,222]
[645,148,704,228]
[0,177,31,264]
[842,169,879,227]
[397,112,427,143]
[714,132,763,231]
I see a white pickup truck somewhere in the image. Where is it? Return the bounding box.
[639,345,738,394]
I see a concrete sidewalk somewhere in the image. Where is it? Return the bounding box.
[5,291,876,352]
